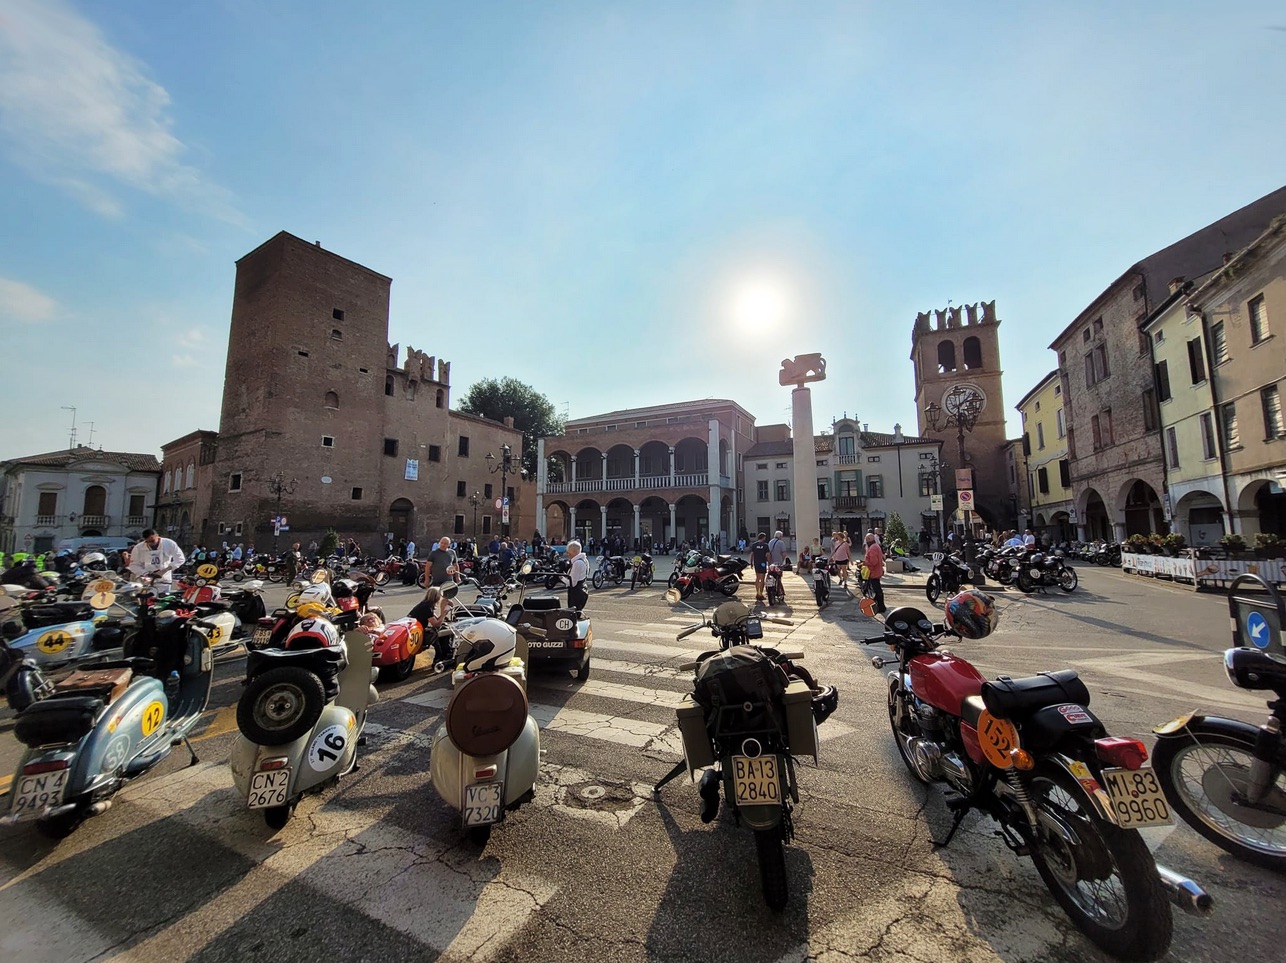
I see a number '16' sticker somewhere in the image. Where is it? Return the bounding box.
[307,724,349,771]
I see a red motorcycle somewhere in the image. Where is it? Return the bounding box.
[674,552,746,599]
[863,592,1210,961]
[364,556,405,586]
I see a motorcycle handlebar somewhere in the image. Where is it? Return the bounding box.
[676,623,706,641]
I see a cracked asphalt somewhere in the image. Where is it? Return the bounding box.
[1,562,1283,962]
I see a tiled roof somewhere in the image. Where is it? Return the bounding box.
[2,446,162,473]
[859,431,938,447]
[743,439,795,458]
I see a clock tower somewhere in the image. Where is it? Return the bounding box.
[911,301,1010,531]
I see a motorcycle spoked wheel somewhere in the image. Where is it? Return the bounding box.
[373,570,390,586]
[719,577,739,597]
[754,825,789,911]
[1027,763,1172,961]
[592,571,606,590]
[1058,567,1078,592]
[1017,571,1036,594]
[1151,724,1286,871]
[886,679,933,784]
[667,571,680,589]
[925,573,942,605]
[680,579,697,600]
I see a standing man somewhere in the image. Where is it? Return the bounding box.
[863,532,887,615]
[768,530,789,570]
[405,536,417,561]
[750,531,771,603]
[1023,528,1037,549]
[425,536,458,587]
[128,529,186,596]
[566,540,591,613]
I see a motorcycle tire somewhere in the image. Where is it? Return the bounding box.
[237,665,327,746]
[995,567,1013,585]
[373,570,390,587]
[1028,762,1172,961]
[680,579,697,600]
[754,826,789,911]
[264,803,294,830]
[719,577,739,597]
[1017,571,1035,594]
[592,571,606,590]
[265,568,283,584]
[641,570,654,587]
[231,570,244,582]
[380,651,417,682]
[1151,722,1286,871]
[667,572,680,589]
[1058,568,1078,592]
[925,574,942,605]
[575,653,591,681]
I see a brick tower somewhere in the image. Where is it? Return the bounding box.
[910,301,1009,530]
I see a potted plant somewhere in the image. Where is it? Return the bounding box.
[1254,532,1284,558]
[1219,533,1246,552]
[1124,533,1151,554]
[1162,532,1187,555]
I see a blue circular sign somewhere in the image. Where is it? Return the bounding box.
[1246,611,1270,649]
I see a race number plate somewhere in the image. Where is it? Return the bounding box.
[1101,766,1173,828]
[464,782,504,826]
[732,755,781,805]
[9,770,69,821]
[247,769,290,809]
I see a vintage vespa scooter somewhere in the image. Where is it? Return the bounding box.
[1,587,214,840]
[229,599,378,829]
[429,614,540,843]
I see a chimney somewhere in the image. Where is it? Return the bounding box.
[893,423,904,443]
[1168,276,1185,295]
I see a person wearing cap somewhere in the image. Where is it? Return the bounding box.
[128,528,186,595]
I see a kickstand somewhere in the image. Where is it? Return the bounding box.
[181,733,199,767]
[652,761,686,794]
[931,801,969,849]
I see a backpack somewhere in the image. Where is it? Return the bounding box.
[693,645,788,712]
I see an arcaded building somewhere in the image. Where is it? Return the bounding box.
[205,232,526,553]
[536,400,757,547]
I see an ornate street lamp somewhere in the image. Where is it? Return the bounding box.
[925,386,983,548]
[267,471,297,553]
[467,490,482,540]
[485,444,529,538]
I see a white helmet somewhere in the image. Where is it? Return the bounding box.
[82,551,108,570]
[296,582,335,609]
[454,617,517,673]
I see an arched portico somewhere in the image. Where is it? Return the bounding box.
[1173,489,1227,546]
[1236,478,1286,538]
[1118,479,1166,538]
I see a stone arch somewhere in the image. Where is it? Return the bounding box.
[638,495,670,545]
[572,498,604,544]
[672,437,708,476]
[435,388,444,409]
[573,446,605,482]
[604,497,635,540]
[718,438,730,477]
[674,493,709,545]
[1118,478,1165,536]
[1079,486,1112,541]
[638,441,671,479]
[962,336,983,370]
[186,462,195,488]
[937,339,957,373]
[1237,478,1286,537]
[605,444,635,481]
[1174,489,1226,546]
[388,498,414,541]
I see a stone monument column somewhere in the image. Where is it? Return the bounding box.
[780,354,827,554]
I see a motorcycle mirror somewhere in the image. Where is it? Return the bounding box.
[664,588,682,604]
[310,570,329,584]
[88,590,116,610]
[859,597,879,619]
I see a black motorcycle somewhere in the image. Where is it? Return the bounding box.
[925,551,984,604]
[1014,549,1078,593]
[656,597,838,910]
[629,553,654,590]
[592,555,628,589]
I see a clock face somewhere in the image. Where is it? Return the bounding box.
[942,383,986,418]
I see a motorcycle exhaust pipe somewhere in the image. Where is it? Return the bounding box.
[1156,864,1213,917]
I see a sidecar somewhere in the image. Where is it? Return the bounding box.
[507,595,592,680]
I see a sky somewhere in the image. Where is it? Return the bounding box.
[2,0,1284,463]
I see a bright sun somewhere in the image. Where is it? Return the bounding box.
[731,278,790,331]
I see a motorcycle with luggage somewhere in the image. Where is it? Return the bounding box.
[864,592,1209,960]
[429,614,539,843]
[229,598,378,829]
[1,588,214,839]
[1150,573,1286,870]
[925,550,985,604]
[655,591,839,910]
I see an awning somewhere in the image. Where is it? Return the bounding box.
[920,510,937,517]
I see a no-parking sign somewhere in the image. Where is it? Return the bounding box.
[958,490,975,510]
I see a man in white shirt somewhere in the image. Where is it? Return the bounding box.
[405,539,417,560]
[566,540,591,612]
[1023,529,1037,548]
[128,529,186,594]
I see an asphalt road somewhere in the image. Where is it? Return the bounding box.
[1,563,1282,963]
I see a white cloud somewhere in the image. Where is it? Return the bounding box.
[0,276,57,323]
[171,354,198,369]
[0,0,242,223]
[177,328,206,347]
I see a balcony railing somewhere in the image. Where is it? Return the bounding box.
[544,472,715,495]
[832,495,868,511]
[836,453,859,465]
[127,515,147,527]
[35,514,59,526]
[79,514,109,527]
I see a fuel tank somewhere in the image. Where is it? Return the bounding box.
[908,651,986,718]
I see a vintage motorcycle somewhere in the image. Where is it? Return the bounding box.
[864,592,1209,960]
[655,593,839,910]
[592,554,628,589]
[674,552,745,599]
[1151,574,1286,870]
[1012,549,1078,593]
[1,589,214,839]
[429,614,539,843]
[229,600,377,829]
[925,551,985,604]
[629,553,655,590]
[765,563,785,607]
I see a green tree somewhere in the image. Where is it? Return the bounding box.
[319,528,339,559]
[884,512,911,553]
[458,377,565,477]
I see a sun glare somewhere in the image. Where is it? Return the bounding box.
[731,278,790,331]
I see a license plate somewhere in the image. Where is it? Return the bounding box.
[251,627,272,649]
[1100,766,1173,828]
[732,754,781,805]
[9,770,69,822]
[247,769,291,809]
[463,782,504,826]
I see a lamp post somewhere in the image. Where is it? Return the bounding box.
[266,471,297,553]
[924,389,982,540]
[467,491,481,540]
[485,444,529,539]
[918,455,944,550]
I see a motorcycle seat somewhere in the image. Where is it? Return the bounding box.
[13,695,104,748]
[53,666,133,704]
[981,670,1091,720]
[520,595,562,611]
[22,601,95,628]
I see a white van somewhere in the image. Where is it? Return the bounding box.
[54,536,137,554]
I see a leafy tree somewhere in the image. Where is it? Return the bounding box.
[319,528,339,559]
[458,377,565,477]
[884,512,911,553]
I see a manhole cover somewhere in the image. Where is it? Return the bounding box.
[563,779,638,812]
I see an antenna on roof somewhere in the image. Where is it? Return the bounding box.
[60,406,77,449]
[85,422,96,447]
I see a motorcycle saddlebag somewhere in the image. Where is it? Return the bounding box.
[14,696,103,748]
[694,646,788,712]
[981,669,1091,720]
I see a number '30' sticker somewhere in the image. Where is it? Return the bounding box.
[307,724,349,771]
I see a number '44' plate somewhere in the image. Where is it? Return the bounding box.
[1100,766,1173,829]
